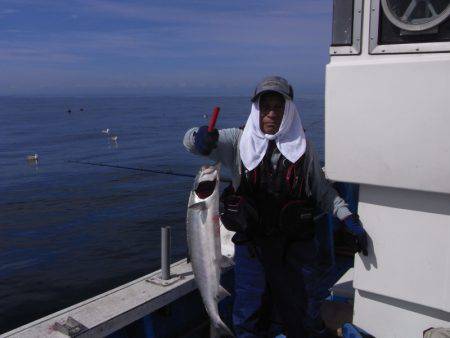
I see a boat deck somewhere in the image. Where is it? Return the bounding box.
[1,259,206,338]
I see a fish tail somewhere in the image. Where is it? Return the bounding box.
[212,318,234,337]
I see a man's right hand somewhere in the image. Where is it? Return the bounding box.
[343,214,368,256]
[194,126,219,155]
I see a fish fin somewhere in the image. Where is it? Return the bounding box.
[215,285,231,301]
[188,201,207,210]
[215,255,233,269]
[212,318,235,337]
[220,255,234,268]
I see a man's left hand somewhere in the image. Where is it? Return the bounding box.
[343,214,368,256]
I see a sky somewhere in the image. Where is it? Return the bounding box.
[0,0,333,96]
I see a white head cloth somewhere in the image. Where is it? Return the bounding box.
[239,99,307,171]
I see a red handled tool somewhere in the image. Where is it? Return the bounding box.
[208,106,220,132]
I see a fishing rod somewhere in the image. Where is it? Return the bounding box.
[208,106,220,132]
[69,106,231,182]
[67,114,322,186]
[67,160,232,183]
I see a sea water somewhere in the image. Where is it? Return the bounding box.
[0,95,324,333]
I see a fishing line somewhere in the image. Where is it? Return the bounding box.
[67,160,232,183]
[68,161,326,220]
[68,107,232,182]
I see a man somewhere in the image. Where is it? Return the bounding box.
[183,76,368,337]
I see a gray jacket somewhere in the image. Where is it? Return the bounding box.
[183,127,352,220]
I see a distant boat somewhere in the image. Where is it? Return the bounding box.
[110,135,118,141]
[27,154,38,162]
[102,128,110,134]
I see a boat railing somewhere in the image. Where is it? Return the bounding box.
[1,227,233,338]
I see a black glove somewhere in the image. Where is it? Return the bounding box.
[343,214,368,256]
[194,126,219,156]
[220,186,259,233]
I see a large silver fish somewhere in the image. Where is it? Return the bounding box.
[186,163,234,337]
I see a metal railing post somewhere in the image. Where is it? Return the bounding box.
[161,226,171,280]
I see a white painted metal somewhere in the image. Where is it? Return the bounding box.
[354,290,450,338]
[326,56,450,194]
[326,0,450,194]
[355,186,450,313]
[326,0,450,336]
[3,221,235,338]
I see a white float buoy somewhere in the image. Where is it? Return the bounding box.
[102,128,110,134]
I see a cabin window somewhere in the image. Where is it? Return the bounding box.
[370,0,450,53]
[332,0,354,46]
[330,0,363,55]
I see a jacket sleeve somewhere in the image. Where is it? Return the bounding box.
[306,142,352,221]
[183,127,240,169]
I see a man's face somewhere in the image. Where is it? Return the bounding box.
[259,92,285,135]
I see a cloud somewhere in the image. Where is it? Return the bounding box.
[0,0,332,95]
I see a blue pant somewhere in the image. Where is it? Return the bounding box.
[233,238,323,338]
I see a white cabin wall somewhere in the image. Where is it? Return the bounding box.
[325,0,450,336]
[354,288,450,338]
[325,57,450,194]
[355,185,450,312]
[352,184,450,337]
[326,0,450,194]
